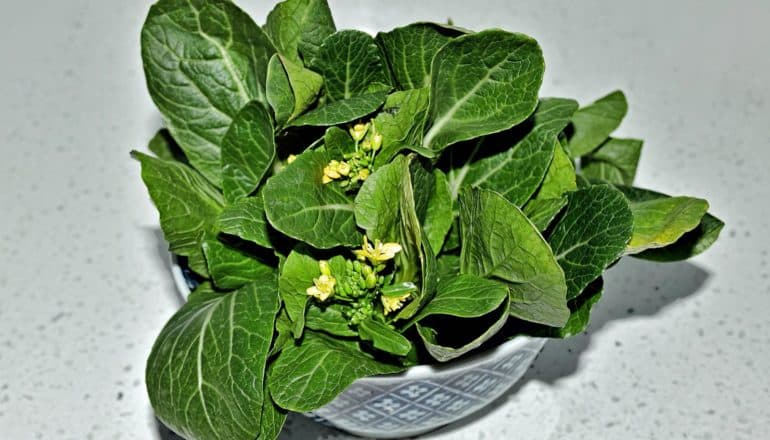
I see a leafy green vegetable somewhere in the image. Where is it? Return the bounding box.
[548,185,633,299]
[310,30,391,101]
[136,2,722,436]
[459,187,570,327]
[289,91,388,127]
[451,97,577,205]
[146,281,279,440]
[566,90,627,158]
[202,236,275,290]
[264,0,336,63]
[141,0,275,185]
[221,102,275,202]
[423,30,545,151]
[216,195,272,248]
[376,23,462,89]
[269,332,404,411]
[581,138,643,185]
[617,186,723,261]
[132,151,223,262]
[263,149,359,248]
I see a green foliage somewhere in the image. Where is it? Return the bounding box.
[134,1,722,437]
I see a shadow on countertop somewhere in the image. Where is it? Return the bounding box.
[152,251,710,440]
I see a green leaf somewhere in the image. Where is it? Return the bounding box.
[278,249,320,338]
[566,90,628,158]
[358,318,413,356]
[533,139,577,199]
[289,92,388,127]
[436,254,460,281]
[264,0,336,62]
[131,151,224,259]
[266,54,295,126]
[548,184,633,299]
[202,236,275,290]
[281,55,324,120]
[141,0,275,185]
[411,274,508,322]
[310,30,391,101]
[216,195,272,249]
[456,98,578,205]
[146,281,279,440]
[554,277,604,338]
[523,197,567,232]
[221,102,275,203]
[423,30,545,151]
[305,304,357,337]
[376,23,462,89]
[422,170,453,253]
[256,385,287,440]
[269,332,404,411]
[459,188,569,327]
[416,296,509,362]
[355,155,410,244]
[373,88,432,166]
[616,186,723,261]
[625,197,708,255]
[581,138,643,185]
[148,129,187,163]
[263,149,359,248]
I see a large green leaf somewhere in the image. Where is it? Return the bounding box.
[310,30,391,101]
[282,56,324,120]
[355,155,412,246]
[565,90,627,158]
[132,151,224,259]
[202,236,275,290]
[358,318,413,356]
[411,274,509,323]
[263,149,359,248]
[376,23,462,89]
[523,197,567,232]
[454,98,578,205]
[459,188,569,327]
[581,137,643,185]
[146,281,279,440]
[533,139,577,200]
[423,30,545,151]
[548,185,633,299]
[373,88,432,166]
[289,92,388,127]
[416,296,509,362]
[525,277,604,338]
[269,332,404,411]
[616,186,723,261]
[266,54,295,126]
[216,195,272,249]
[625,197,708,254]
[278,249,319,338]
[148,129,187,164]
[421,170,453,253]
[264,0,336,62]
[256,385,287,440]
[221,102,275,203]
[305,304,357,337]
[141,0,275,185]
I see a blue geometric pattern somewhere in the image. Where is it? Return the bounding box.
[307,338,546,439]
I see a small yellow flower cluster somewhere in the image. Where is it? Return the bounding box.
[306,260,336,301]
[354,236,402,265]
[382,294,411,315]
[321,121,381,188]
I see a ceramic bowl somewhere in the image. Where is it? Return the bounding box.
[170,258,546,438]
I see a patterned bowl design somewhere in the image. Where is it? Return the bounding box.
[171,258,546,438]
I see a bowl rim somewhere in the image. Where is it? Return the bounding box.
[169,255,545,382]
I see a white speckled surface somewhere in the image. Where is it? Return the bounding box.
[1,0,768,438]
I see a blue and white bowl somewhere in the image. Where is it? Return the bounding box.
[170,258,546,438]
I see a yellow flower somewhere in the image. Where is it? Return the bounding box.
[382,293,410,315]
[322,160,351,184]
[357,168,370,181]
[371,133,383,151]
[319,260,332,276]
[307,274,336,301]
[350,123,369,142]
[353,236,402,265]
[286,154,297,164]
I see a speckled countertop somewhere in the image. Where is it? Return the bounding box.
[1,0,768,438]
